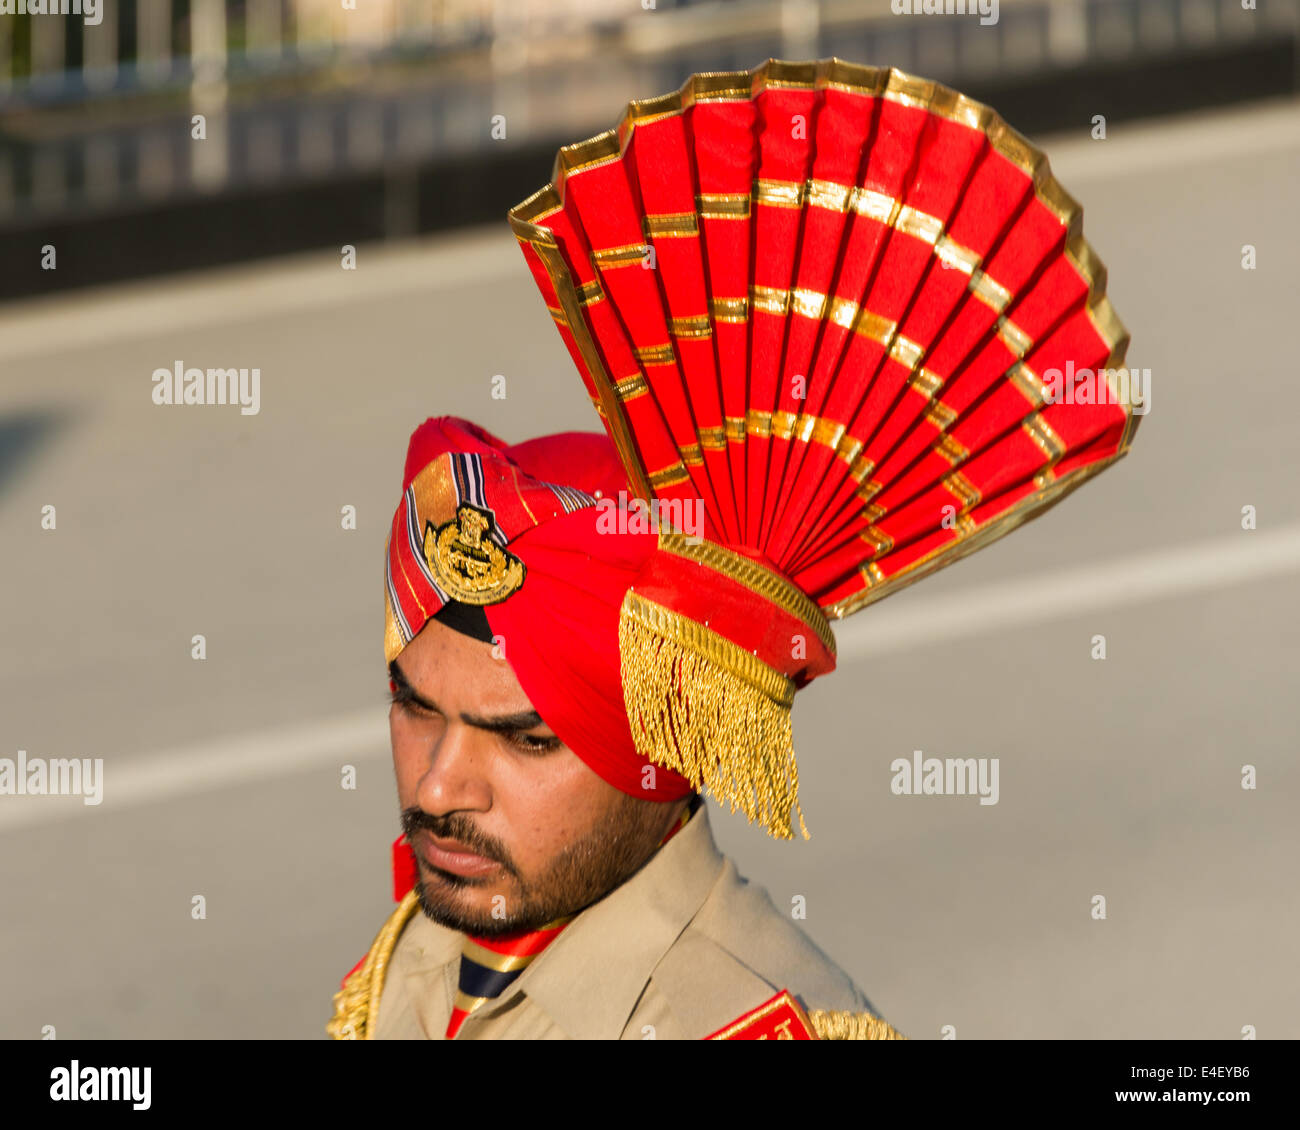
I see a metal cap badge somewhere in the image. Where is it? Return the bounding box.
[422,503,525,605]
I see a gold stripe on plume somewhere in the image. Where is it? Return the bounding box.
[618,590,808,841]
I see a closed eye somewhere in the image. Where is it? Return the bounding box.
[507,731,562,754]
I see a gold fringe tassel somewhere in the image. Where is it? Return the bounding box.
[619,590,809,840]
[808,1009,908,1040]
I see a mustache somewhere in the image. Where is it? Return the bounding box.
[400,807,517,875]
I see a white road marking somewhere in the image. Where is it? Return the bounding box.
[1041,96,1300,184]
[0,708,390,832]
[0,225,520,364]
[834,523,1300,661]
[4,526,1298,830]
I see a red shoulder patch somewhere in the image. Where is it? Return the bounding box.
[392,834,418,903]
[705,989,818,1040]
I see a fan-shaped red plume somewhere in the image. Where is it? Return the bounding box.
[509,58,1139,618]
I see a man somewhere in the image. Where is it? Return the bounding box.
[328,58,1139,1041]
[327,418,896,1040]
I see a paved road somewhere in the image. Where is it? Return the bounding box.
[1,96,1297,1039]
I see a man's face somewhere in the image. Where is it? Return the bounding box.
[389,615,684,937]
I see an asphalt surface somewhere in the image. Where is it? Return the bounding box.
[1,96,1298,1039]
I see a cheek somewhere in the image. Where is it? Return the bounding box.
[497,752,609,865]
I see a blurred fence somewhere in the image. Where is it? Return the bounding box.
[0,0,1296,295]
[1,0,661,101]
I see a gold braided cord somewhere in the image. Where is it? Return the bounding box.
[619,590,808,841]
[326,890,420,1040]
[808,1009,907,1040]
[657,532,836,658]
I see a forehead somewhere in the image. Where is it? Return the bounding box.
[397,615,535,714]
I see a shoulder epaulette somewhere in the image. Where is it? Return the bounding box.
[706,989,906,1041]
[326,890,420,1040]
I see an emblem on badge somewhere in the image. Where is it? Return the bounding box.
[423,503,525,605]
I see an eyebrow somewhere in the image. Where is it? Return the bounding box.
[388,660,546,733]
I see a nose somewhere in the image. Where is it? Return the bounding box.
[403,717,492,817]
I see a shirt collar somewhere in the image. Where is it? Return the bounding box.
[458,799,725,1040]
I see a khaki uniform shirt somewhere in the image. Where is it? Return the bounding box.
[354,802,891,1040]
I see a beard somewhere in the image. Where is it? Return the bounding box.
[399,791,677,938]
